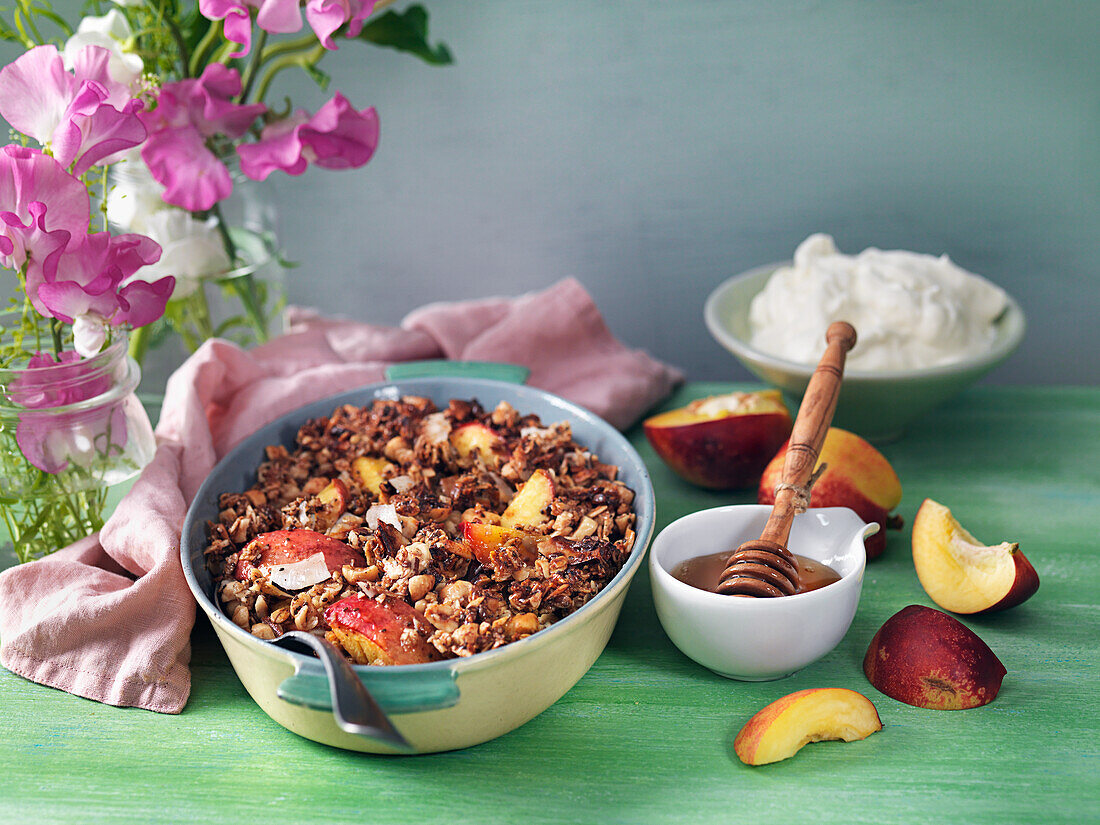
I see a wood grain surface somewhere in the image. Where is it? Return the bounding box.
[2,384,1098,825]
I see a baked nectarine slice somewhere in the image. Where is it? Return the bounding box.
[500,469,554,529]
[234,529,364,581]
[643,390,792,490]
[325,594,441,666]
[734,688,882,766]
[912,498,1038,614]
[461,521,538,565]
[863,604,1006,710]
[450,422,503,467]
[759,427,902,559]
[352,456,392,497]
[313,478,349,531]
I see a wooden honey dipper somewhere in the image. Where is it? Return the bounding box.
[716,321,857,597]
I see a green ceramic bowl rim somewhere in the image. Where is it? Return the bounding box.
[703,261,1027,382]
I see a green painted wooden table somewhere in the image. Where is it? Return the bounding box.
[3,384,1099,824]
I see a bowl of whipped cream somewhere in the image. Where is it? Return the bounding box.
[704,234,1026,441]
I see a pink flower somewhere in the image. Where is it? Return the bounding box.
[0,146,171,330]
[9,350,128,474]
[200,0,375,55]
[238,93,378,181]
[35,230,171,328]
[305,0,376,49]
[0,45,146,176]
[139,64,266,211]
[0,146,90,297]
[199,0,303,56]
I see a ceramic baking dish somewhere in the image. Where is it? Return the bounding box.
[180,366,655,753]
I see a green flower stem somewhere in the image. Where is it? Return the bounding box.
[226,274,269,344]
[210,200,239,262]
[257,33,323,65]
[207,203,269,343]
[27,5,72,37]
[189,19,224,78]
[129,322,151,366]
[237,29,269,103]
[50,317,63,358]
[253,43,327,106]
[14,0,43,45]
[191,285,217,340]
[211,38,240,66]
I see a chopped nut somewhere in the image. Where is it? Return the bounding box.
[507,612,539,638]
[244,489,267,507]
[438,580,474,606]
[408,574,435,603]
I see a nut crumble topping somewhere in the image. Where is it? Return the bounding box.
[206,396,636,663]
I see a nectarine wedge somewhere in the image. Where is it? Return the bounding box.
[461,521,538,565]
[912,498,1038,614]
[759,427,902,559]
[313,478,349,531]
[325,594,440,666]
[352,456,393,498]
[863,605,1006,710]
[644,390,792,489]
[734,688,882,766]
[501,469,554,529]
[450,422,504,467]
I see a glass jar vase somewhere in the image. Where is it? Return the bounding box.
[106,154,283,373]
[0,337,156,563]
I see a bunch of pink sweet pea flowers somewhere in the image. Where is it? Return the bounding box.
[0,0,447,361]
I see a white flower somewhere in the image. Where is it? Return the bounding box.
[73,314,108,358]
[106,155,169,234]
[62,10,143,87]
[126,210,232,299]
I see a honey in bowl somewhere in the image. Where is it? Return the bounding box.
[671,551,840,596]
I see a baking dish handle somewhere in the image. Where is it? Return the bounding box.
[384,360,530,384]
[277,660,462,716]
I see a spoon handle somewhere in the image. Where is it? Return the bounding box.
[759,321,857,548]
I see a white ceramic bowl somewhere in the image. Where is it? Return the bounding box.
[703,263,1027,441]
[650,505,875,681]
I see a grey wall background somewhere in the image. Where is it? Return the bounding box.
[7,1,1100,387]
[265,0,1099,385]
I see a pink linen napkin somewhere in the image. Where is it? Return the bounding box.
[0,278,681,713]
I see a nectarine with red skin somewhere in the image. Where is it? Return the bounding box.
[863,604,1006,710]
[235,529,364,581]
[734,688,882,766]
[644,390,792,490]
[325,594,440,666]
[759,428,902,559]
[912,498,1039,614]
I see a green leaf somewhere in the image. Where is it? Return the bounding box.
[357,5,453,66]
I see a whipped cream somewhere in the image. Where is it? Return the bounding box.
[747,234,1008,371]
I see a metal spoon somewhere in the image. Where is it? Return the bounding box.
[270,630,414,752]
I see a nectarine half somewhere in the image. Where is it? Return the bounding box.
[759,427,902,559]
